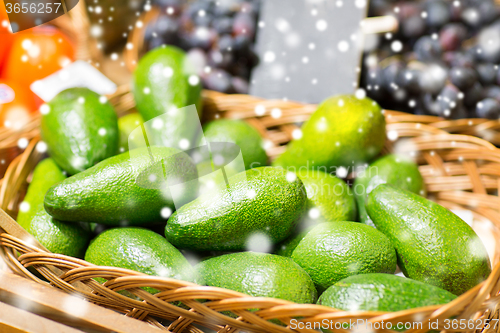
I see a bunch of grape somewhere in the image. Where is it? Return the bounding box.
[362,0,500,119]
[146,0,261,94]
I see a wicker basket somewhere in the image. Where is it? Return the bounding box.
[0,88,499,333]
[0,0,100,178]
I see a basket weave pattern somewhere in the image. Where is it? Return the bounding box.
[0,90,499,333]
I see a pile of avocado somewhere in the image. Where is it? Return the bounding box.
[18,46,491,321]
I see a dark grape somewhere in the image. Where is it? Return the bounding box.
[218,34,234,51]
[240,1,260,17]
[463,82,485,107]
[461,8,481,27]
[232,12,256,37]
[153,0,182,14]
[368,0,393,17]
[401,68,421,93]
[364,66,386,99]
[208,49,234,69]
[449,66,478,90]
[203,69,233,93]
[414,36,442,61]
[213,17,234,34]
[439,24,467,52]
[476,98,500,118]
[193,12,213,27]
[437,84,462,118]
[484,85,500,101]
[422,93,441,116]
[381,60,405,91]
[478,0,500,25]
[402,15,426,39]
[418,63,448,94]
[362,0,500,119]
[231,76,250,94]
[145,0,261,94]
[477,63,498,85]
[185,1,213,19]
[233,34,252,54]
[444,51,475,68]
[424,0,451,28]
[184,27,217,50]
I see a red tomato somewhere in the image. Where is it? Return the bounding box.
[0,79,37,130]
[3,26,75,89]
[0,3,14,75]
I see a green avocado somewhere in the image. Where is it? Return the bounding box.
[196,252,317,304]
[165,167,306,251]
[273,95,386,171]
[132,46,202,149]
[318,273,456,312]
[196,160,240,196]
[366,185,491,295]
[17,158,90,258]
[41,88,119,175]
[354,154,425,227]
[44,147,198,226]
[290,221,397,293]
[199,119,268,170]
[299,169,357,225]
[85,227,197,284]
[118,113,144,153]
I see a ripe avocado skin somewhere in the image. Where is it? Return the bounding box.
[196,252,317,304]
[42,88,119,175]
[300,170,357,224]
[318,273,456,312]
[118,113,144,153]
[17,158,90,258]
[354,154,425,227]
[132,46,202,122]
[85,227,197,284]
[44,147,198,226]
[200,119,268,170]
[366,185,491,295]
[273,95,386,170]
[290,222,397,293]
[132,46,202,148]
[165,167,307,251]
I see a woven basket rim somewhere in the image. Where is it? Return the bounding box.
[1,92,500,332]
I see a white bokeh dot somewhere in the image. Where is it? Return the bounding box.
[179,138,190,150]
[316,20,328,31]
[355,88,366,99]
[19,201,30,213]
[255,104,266,116]
[271,108,282,118]
[18,138,29,149]
[40,104,50,115]
[36,141,48,153]
[292,129,303,139]
[286,172,297,182]
[161,207,172,219]
[336,166,348,178]
[308,208,320,219]
[264,51,276,63]
[338,40,349,52]
[188,75,200,86]
[391,40,403,52]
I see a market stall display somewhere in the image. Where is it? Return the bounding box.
[0,1,499,332]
